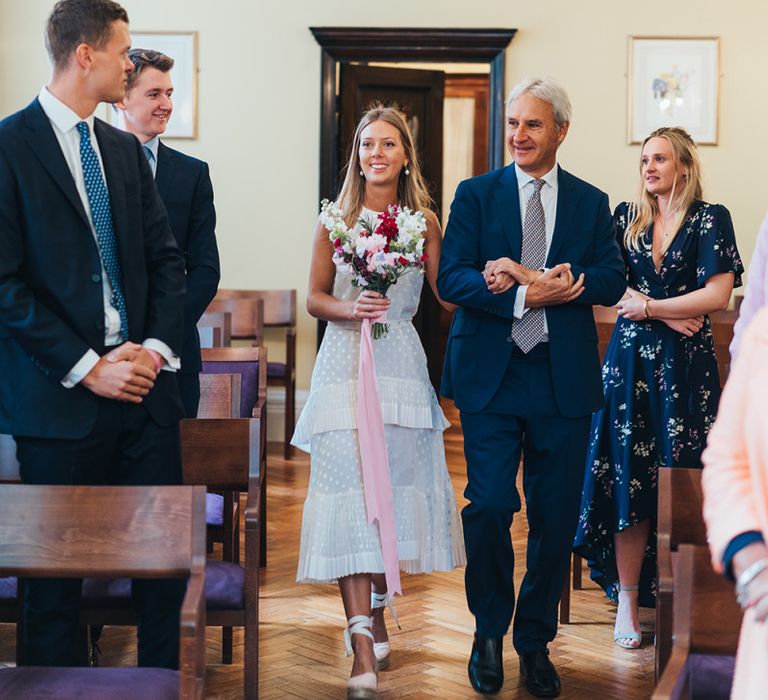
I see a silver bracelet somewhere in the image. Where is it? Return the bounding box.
[736,558,768,607]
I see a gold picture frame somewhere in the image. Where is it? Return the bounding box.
[128,31,199,139]
[628,36,719,145]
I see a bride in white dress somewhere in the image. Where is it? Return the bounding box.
[293,104,465,699]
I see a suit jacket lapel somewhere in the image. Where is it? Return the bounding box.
[493,165,523,261]
[155,141,175,200]
[94,119,130,264]
[546,166,579,266]
[23,99,89,228]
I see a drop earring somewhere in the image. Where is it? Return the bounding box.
[404,163,410,176]
[360,169,364,176]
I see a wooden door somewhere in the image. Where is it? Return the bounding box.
[338,64,445,391]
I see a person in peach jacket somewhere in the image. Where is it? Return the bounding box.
[730,211,768,360]
[702,305,768,699]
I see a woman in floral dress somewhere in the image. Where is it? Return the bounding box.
[573,127,743,649]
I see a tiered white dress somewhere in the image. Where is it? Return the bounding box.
[293,218,465,583]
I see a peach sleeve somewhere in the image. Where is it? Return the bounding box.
[702,307,768,571]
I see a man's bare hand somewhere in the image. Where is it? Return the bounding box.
[483,257,539,286]
[104,341,143,363]
[485,270,516,294]
[525,263,584,307]
[81,355,156,403]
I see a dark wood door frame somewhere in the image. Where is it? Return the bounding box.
[309,27,517,202]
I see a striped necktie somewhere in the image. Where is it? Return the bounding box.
[509,179,546,353]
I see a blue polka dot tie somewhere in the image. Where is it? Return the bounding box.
[76,121,129,340]
[509,179,547,353]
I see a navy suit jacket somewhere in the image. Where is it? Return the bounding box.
[437,164,627,418]
[0,98,186,438]
[155,141,220,375]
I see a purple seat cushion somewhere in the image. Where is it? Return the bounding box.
[267,361,287,380]
[687,654,736,700]
[201,360,259,417]
[0,667,178,699]
[0,577,16,601]
[207,492,224,526]
[82,561,244,610]
[206,560,245,610]
[81,577,132,608]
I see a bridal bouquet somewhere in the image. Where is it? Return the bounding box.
[320,199,428,338]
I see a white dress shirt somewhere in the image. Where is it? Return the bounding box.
[38,87,178,386]
[512,162,559,341]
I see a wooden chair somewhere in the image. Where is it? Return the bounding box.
[652,544,741,700]
[206,297,264,346]
[0,483,207,700]
[80,419,261,698]
[559,305,618,624]
[201,346,268,568]
[214,289,297,459]
[656,466,708,680]
[197,310,232,348]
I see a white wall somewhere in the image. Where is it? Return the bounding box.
[2,0,767,391]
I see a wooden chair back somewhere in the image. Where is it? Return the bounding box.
[206,298,264,344]
[0,434,19,484]
[656,466,707,679]
[653,544,742,700]
[593,305,618,362]
[197,311,232,348]
[215,288,296,327]
[201,346,267,420]
[198,373,241,419]
[0,483,207,698]
[710,308,737,387]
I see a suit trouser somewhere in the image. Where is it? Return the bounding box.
[177,371,201,418]
[459,343,590,652]
[15,396,185,669]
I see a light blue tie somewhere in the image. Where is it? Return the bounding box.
[76,121,129,340]
[143,145,154,167]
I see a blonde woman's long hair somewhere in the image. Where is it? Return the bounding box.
[624,127,703,253]
[335,103,433,228]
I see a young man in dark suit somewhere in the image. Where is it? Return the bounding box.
[0,0,186,668]
[115,48,220,418]
[438,78,627,697]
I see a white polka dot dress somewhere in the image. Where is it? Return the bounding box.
[293,210,466,584]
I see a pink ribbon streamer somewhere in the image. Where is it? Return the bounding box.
[356,316,402,597]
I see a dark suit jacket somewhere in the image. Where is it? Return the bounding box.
[0,98,185,438]
[155,141,219,375]
[437,164,627,418]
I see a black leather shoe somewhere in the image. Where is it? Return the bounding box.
[519,649,561,698]
[468,633,503,694]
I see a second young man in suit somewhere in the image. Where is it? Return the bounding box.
[115,49,220,417]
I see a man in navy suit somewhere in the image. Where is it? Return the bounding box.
[438,78,626,697]
[115,48,220,417]
[0,0,186,668]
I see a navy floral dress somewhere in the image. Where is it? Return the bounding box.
[573,200,743,608]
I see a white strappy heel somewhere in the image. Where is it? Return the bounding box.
[614,584,642,649]
[370,590,401,670]
[344,615,377,700]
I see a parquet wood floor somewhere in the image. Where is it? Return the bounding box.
[0,400,656,698]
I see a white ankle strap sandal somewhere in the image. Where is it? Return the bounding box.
[344,615,377,699]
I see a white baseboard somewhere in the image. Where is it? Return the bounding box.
[266,387,308,443]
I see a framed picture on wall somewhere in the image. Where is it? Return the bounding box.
[628,36,719,145]
[128,31,199,139]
